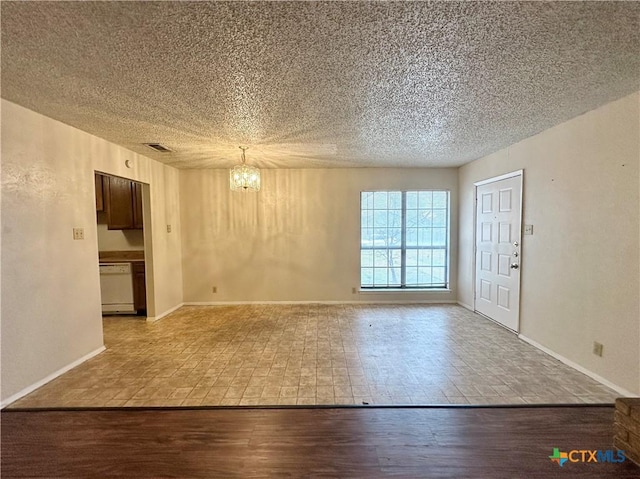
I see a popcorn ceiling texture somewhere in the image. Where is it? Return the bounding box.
[1,1,639,168]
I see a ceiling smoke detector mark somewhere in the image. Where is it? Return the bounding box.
[143,143,172,153]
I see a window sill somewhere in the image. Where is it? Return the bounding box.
[358,288,452,293]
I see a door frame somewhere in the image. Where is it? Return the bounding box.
[473,169,524,332]
[94,171,154,319]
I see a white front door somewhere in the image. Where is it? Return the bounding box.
[474,173,522,331]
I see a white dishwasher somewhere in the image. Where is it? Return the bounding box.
[99,263,135,314]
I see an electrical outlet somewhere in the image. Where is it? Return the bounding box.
[593,342,604,357]
[212,286,217,294]
[352,287,357,294]
[166,224,172,233]
[73,227,84,240]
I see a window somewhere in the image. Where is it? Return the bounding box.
[360,191,449,289]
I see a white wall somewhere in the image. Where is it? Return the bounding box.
[458,92,640,394]
[180,168,458,303]
[1,100,184,403]
[96,216,144,252]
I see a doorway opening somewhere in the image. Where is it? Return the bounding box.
[473,170,523,332]
[94,172,148,320]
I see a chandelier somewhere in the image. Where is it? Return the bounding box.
[229,146,260,192]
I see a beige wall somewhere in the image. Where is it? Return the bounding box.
[96,217,144,252]
[458,92,640,394]
[180,168,458,303]
[1,100,183,403]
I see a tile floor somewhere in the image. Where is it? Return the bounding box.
[9,304,619,408]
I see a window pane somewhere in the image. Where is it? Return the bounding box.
[406,249,418,266]
[418,249,432,266]
[406,267,418,285]
[432,249,445,266]
[431,249,446,266]
[418,191,433,208]
[388,228,402,246]
[389,268,401,285]
[374,268,388,285]
[361,228,373,247]
[361,250,373,267]
[374,250,389,267]
[405,209,417,227]
[361,192,373,209]
[433,267,445,284]
[418,211,432,227]
[418,267,432,285]
[373,191,387,209]
[432,209,446,227]
[388,192,402,210]
[361,268,373,286]
[367,210,375,227]
[390,249,401,266]
[406,227,417,247]
[388,210,402,227]
[406,191,418,209]
[374,210,387,228]
[433,228,446,246]
[433,191,447,208]
[418,228,432,246]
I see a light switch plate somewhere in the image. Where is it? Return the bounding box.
[73,227,84,240]
[524,224,534,235]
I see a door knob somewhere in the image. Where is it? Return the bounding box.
[510,263,519,269]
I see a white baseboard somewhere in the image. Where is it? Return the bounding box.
[457,301,474,311]
[518,334,636,397]
[1,345,106,409]
[183,300,459,306]
[146,302,184,322]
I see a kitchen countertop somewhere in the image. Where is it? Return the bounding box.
[99,250,144,263]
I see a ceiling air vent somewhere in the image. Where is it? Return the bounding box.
[143,143,172,152]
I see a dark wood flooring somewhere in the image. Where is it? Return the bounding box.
[2,405,637,478]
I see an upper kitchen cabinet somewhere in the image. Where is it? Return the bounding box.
[102,175,144,230]
[95,173,105,212]
[133,182,144,229]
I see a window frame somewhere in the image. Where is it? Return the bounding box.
[359,190,450,290]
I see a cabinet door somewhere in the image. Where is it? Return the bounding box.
[105,176,135,230]
[132,263,146,312]
[133,182,144,229]
[95,174,104,212]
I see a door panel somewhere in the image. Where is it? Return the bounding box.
[475,174,522,331]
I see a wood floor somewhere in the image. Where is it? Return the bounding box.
[2,405,637,478]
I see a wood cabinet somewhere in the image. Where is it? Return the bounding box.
[95,174,104,212]
[133,182,144,229]
[132,262,146,314]
[102,175,144,230]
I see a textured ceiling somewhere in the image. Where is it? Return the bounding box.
[2,1,639,169]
